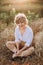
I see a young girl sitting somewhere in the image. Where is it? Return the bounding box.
[6,13,34,58]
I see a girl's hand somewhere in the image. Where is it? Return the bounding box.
[16,50,22,55]
[12,50,21,58]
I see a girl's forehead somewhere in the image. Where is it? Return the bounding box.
[16,17,26,23]
[18,17,26,22]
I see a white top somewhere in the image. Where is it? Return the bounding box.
[14,25,33,46]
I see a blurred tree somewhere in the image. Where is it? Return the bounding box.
[27,11,40,22]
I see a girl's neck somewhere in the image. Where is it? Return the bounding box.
[20,26,26,30]
[19,26,27,36]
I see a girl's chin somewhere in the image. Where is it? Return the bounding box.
[19,26,23,27]
[19,25,26,28]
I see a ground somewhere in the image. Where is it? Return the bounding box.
[0,39,43,65]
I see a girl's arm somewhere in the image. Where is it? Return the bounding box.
[14,27,20,51]
[16,41,20,51]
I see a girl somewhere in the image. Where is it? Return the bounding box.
[6,13,34,58]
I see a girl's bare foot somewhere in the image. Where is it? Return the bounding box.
[13,48,18,53]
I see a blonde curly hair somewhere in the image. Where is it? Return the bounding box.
[14,13,28,25]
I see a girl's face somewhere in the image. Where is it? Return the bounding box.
[16,17,27,29]
[17,22,26,28]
